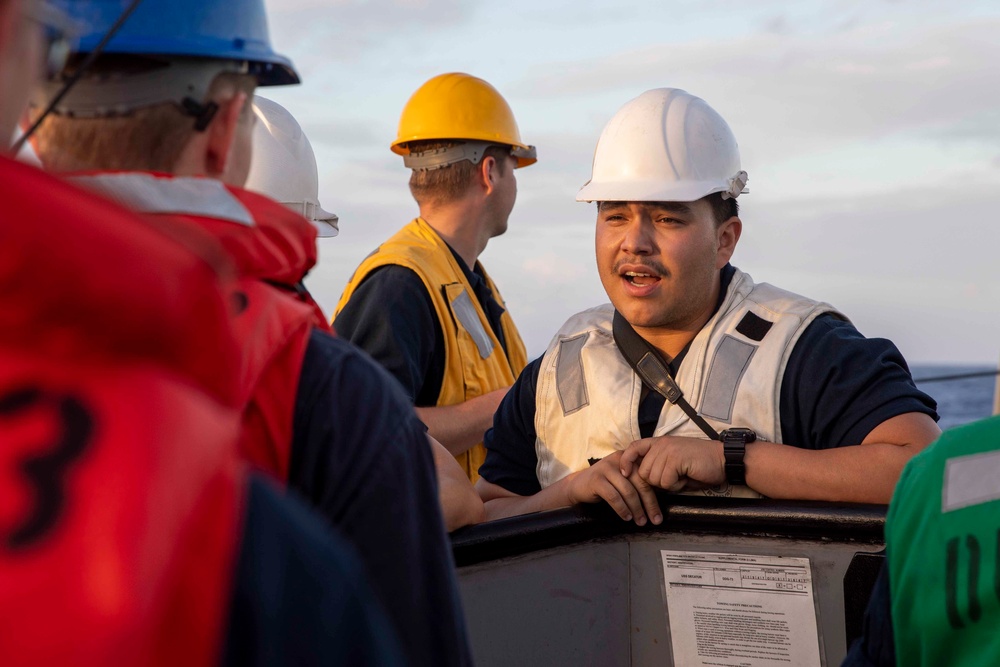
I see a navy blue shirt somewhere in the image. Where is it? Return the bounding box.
[479,267,939,496]
[286,330,472,667]
[842,563,896,666]
[334,241,509,405]
[224,474,407,667]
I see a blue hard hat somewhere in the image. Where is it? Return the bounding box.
[52,0,299,85]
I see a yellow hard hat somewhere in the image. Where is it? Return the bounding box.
[391,72,537,169]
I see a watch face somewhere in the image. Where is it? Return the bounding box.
[723,428,756,444]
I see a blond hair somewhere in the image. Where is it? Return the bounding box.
[33,68,256,172]
[407,140,511,207]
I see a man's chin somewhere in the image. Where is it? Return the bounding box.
[609,300,670,330]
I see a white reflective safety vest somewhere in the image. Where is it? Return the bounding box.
[534,268,845,494]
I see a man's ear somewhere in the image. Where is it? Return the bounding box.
[478,155,498,197]
[204,91,247,178]
[716,216,742,269]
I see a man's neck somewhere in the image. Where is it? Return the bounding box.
[419,199,489,269]
[634,324,703,362]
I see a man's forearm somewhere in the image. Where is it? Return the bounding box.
[430,436,485,531]
[416,388,508,457]
[745,412,940,503]
[479,477,575,521]
[745,441,916,504]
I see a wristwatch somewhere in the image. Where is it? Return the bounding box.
[720,427,757,486]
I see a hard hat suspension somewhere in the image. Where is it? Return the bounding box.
[403,141,495,171]
[32,58,250,124]
[403,140,538,172]
[13,0,143,154]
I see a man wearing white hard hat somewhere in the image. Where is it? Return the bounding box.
[247,95,486,533]
[246,96,339,238]
[476,88,940,524]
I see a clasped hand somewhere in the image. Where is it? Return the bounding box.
[566,451,662,526]
[620,435,726,493]
[574,437,726,526]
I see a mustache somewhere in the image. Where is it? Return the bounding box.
[613,258,668,276]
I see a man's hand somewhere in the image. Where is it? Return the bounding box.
[567,451,663,526]
[620,436,726,492]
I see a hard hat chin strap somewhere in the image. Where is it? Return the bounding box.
[180,98,219,132]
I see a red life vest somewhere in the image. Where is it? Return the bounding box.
[70,172,331,481]
[0,157,244,666]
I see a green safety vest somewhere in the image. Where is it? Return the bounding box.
[887,415,1000,666]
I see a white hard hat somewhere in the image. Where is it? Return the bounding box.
[577,88,748,204]
[246,96,339,237]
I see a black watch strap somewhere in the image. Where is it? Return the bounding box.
[722,428,756,486]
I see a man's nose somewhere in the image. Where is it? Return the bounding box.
[620,218,654,255]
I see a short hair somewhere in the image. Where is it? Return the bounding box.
[407,140,511,207]
[32,57,256,173]
[705,192,739,227]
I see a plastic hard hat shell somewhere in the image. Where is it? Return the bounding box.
[577,88,747,203]
[52,0,298,85]
[392,73,536,168]
[246,96,338,238]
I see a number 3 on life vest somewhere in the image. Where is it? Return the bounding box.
[0,387,93,551]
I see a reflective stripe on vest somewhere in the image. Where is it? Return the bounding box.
[535,268,842,494]
[335,218,528,482]
[71,172,328,481]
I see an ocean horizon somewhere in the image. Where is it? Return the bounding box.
[911,364,997,432]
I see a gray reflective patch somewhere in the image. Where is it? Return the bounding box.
[943,450,1000,512]
[70,173,255,226]
[556,333,590,416]
[451,290,494,359]
[700,334,757,423]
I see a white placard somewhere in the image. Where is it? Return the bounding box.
[661,550,822,667]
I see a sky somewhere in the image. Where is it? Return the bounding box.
[260,0,1000,364]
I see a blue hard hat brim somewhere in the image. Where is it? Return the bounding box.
[74,37,300,86]
[56,0,300,86]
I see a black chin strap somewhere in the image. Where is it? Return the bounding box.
[611,310,720,441]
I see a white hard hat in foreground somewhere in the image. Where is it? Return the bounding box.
[246,96,339,237]
[577,88,748,204]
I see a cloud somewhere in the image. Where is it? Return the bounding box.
[520,252,587,285]
[282,1,1000,364]
[511,17,1000,162]
[302,119,382,149]
[264,0,477,62]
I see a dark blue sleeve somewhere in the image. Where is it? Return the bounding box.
[223,474,407,667]
[333,265,444,405]
[842,563,896,667]
[288,330,472,667]
[480,356,544,495]
[780,314,938,450]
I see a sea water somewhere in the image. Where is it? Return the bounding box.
[912,364,997,432]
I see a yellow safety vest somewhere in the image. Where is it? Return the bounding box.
[335,218,527,482]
